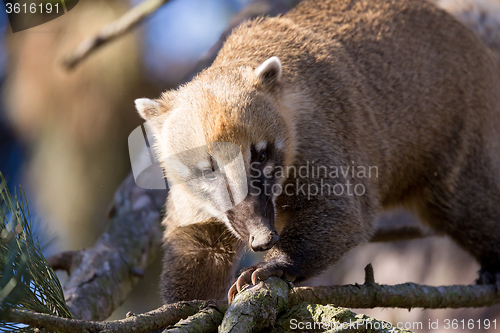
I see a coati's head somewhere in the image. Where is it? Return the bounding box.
[136,57,295,251]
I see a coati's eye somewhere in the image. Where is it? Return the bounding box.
[258,152,267,163]
[202,169,217,180]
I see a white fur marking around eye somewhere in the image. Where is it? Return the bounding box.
[256,141,267,151]
[168,159,191,178]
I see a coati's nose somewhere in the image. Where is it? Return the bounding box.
[250,231,279,252]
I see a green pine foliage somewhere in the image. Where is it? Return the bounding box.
[0,173,73,332]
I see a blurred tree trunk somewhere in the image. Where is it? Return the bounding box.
[3,0,161,250]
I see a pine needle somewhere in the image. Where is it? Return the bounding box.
[0,172,73,332]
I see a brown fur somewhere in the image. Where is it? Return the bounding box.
[137,0,500,303]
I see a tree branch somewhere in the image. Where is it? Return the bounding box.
[63,0,172,70]
[290,264,500,309]
[6,301,222,333]
[6,276,499,332]
[163,305,225,333]
[60,174,168,321]
[290,283,499,309]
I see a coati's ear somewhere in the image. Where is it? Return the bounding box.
[255,56,282,88]
[135,98,162,121]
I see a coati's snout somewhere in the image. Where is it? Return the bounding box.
[225,139,286,251]
[250,229,279,252]
[226,193,279,252]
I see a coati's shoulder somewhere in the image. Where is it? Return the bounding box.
[214,16,320,71]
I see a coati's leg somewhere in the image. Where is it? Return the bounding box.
[161,219,244,303]
[417,161,500,288]
[228,194,376,301]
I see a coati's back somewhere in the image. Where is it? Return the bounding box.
[215,0,500,207]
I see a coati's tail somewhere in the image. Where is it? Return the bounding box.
[436,0,500,62]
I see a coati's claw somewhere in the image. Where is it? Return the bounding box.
[228,267,256,303]
[228,282,238,303]
[228,263,297,303]
[237,269,254,292]
[251,266,284,284]
[228,266,255,303]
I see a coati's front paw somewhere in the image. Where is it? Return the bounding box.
[476,268,500,294]
[228,262,297,303]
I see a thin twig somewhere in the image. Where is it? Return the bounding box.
[290,283,500,309]
[63,0,300,71]
[63,0,171,70]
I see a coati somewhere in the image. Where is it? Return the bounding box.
[135,0,500,303]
